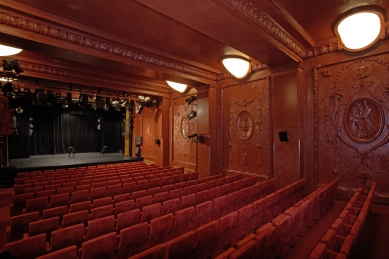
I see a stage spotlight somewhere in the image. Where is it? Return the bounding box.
[32,89,44,106]
[185,96,196,105]
[1,82,14,94]
[187,110,197,120]
[136,102,144,114]
[2,58,24,75]
[95,95,104,109]
[79,93,88,108]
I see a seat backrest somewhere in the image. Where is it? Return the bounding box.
[69,200,91,213]
[35,245,77,259]
[62,210,89,228]
[51,224,84,251]
[87,215,115,240]
[81,232,117,259]
[118,222,149,259]
[29,216,59,241]
[5,233,47,259]
[116,209,141,233]
[10,211,40,241]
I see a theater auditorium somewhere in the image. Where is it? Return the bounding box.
[0,0,388,258]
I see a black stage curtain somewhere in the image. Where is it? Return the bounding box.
[9,105,124,158]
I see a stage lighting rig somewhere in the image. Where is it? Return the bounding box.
[185,96,196,105]
[187,110,197,120]
[2,58,23,75]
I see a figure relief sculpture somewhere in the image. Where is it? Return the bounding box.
[349,100,378,139]
[345,98,383,142]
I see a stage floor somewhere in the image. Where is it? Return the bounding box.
[8,153,143,172]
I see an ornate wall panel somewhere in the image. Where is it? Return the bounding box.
[141,107,156,161]
[171,96,198,169]
[314,54,389,196]
[221,78,271,178]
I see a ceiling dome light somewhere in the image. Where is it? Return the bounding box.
[166,81,187,93]
[336,11,383,51]
[0,44,22,56]
[222,56,251,79]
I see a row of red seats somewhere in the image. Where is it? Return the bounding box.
[14,165,182,193]
[6,174,251,242]
[117,178,302,259]
[213,178,338,259]
[10,170,196,217]
[7,173,236,242]
[3,177,275,259]
[309,181,377,259]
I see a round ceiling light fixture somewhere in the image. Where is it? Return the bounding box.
[166,81,187,93]
[335,10,384,51]
[221,55,251,79]
[0,44,22,56]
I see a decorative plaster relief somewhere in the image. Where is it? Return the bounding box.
[221,78,271,178]
[314,55,389,192]
[172,98,197,166]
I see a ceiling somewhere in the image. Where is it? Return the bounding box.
[0,0,388,98]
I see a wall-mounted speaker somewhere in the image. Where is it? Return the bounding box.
[279,131,289,142]
[134,147,141,156]
[198,135,205,143]
[135,136,142,146]
[155,138,160,145]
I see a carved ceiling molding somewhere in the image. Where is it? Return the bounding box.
[307,43,339,58]
[19,60,169,94]
[0,7,218,82]
[219,0,307,60]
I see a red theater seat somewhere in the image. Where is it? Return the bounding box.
[50,223,84,252]
[230,239,258,259]
[136,195,153,209]
[43,205,68,223]
[195,220,219,259]
[69,201,91,213]
[115,199,135,216]
[180,193,196,209]
[71,190,90,203]
[28,216,59,241]
[255,223,277,259]
[154,191,170,204]
[215,211,239,255]
[141,203,162,222]
[211,195,228,221]
[116,209,141,233]
[62,210,89,228]
[79,232,116,259]
[236,204,254,239]
[174,207,196,238]
[90,204,113,220]
[166,230,197,259]
[86,215,115,240]
[7,211,40,242]
[117,222,149,259]
[128,244,166,259]
[50,193,70,208]
[36,245,78,259]
[5,233,47,259]
[161,198,181,215]
[114,193,131,204]
[147,213,175,248]
[92,197,112,208]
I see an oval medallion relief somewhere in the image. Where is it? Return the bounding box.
[236,110,254,141]
[180,117,190,139]
[344,98,384,143]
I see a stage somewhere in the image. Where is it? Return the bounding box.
[0,153,143,187]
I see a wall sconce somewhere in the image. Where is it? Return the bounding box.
[221,55,251,79]
[155,138,160,145]
[0,44,22,56]
[166,81,187,93]
[335,10,384,51]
